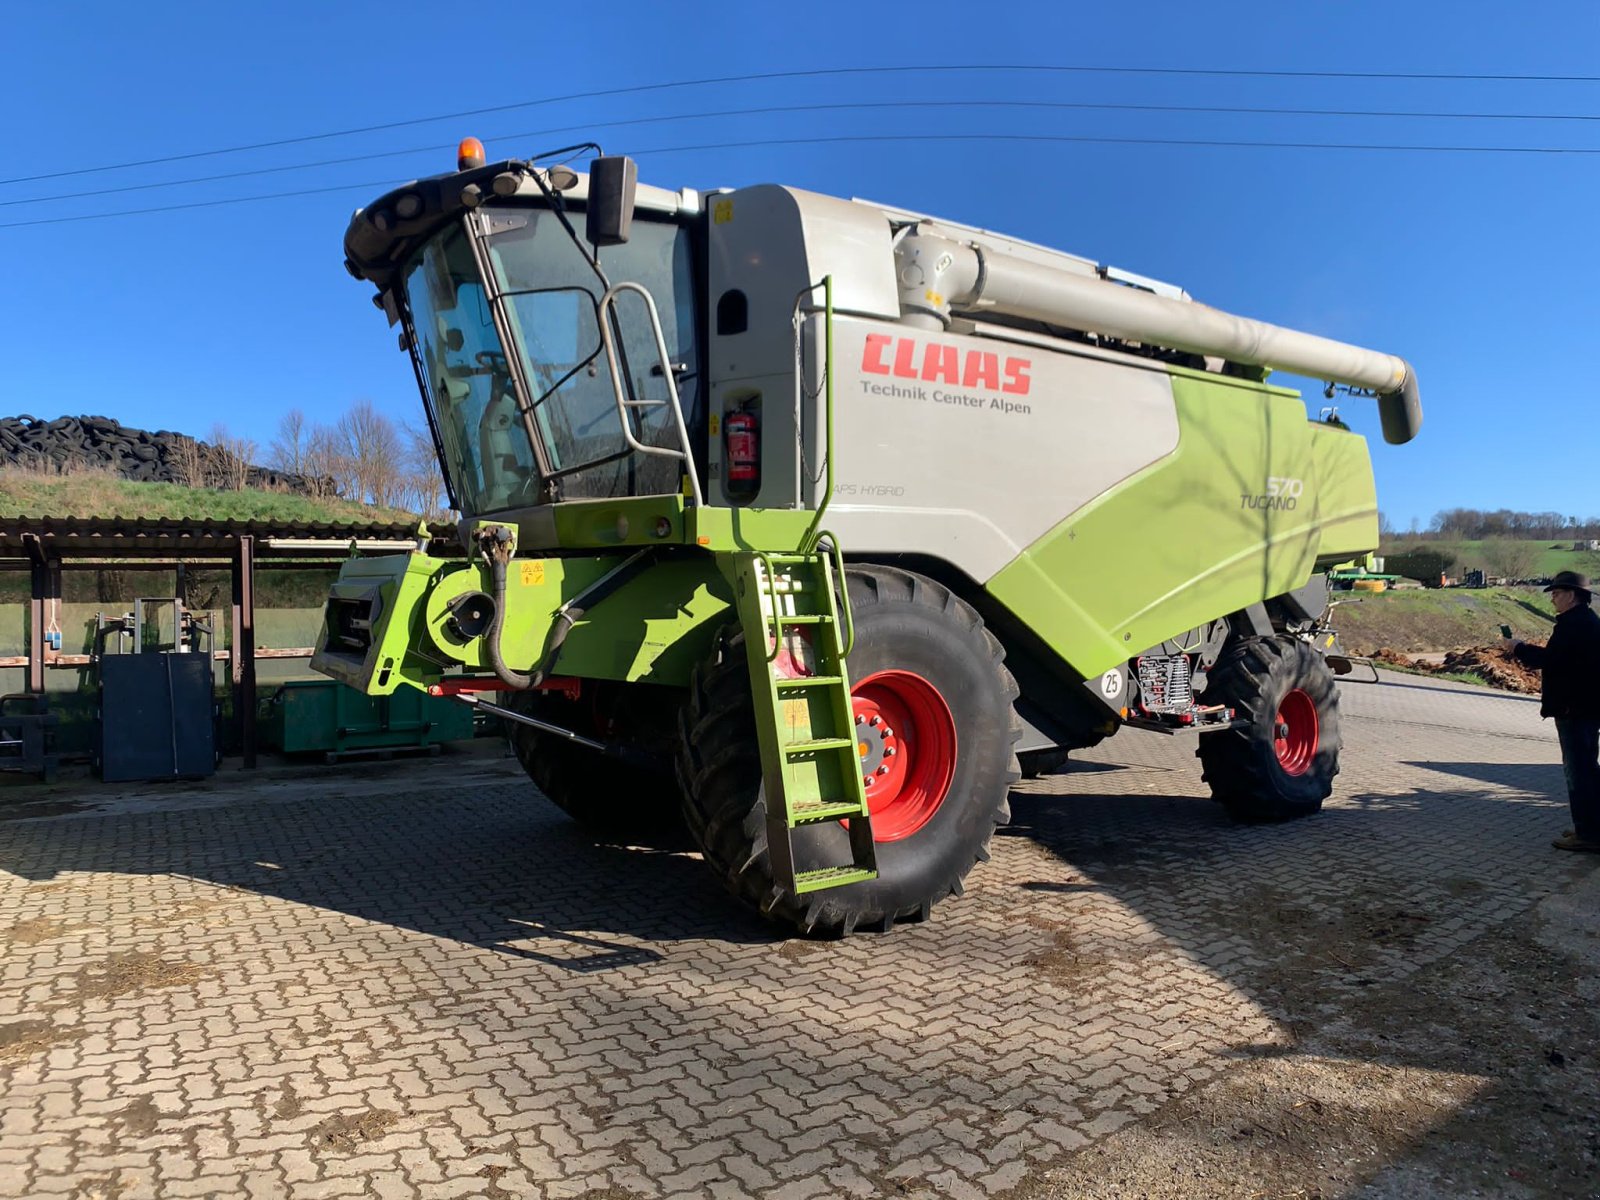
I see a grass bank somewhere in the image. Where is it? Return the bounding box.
[0,470,416,526]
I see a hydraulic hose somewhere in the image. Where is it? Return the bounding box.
[478,536,656,692]
[486,556,535,691]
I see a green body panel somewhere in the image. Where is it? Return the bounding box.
[424,555,732,684]
[312,549,733,696]
[481,495,816,556]
[689,506,818,553]
[509,495,691,551]
[1306,423,1383,565]
[986,374,1378,681]
[311,552,452,695]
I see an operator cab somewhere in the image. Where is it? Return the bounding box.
[343,142,704,516]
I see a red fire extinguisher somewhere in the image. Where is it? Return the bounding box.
[724,407,759,501]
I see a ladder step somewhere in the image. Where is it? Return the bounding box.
[765,553,820,564]
[774,675,844,688]
[771,613,830,626]
[622,398,668,408]
[794,866,877,894]
[782,737,856,755]
[790,798,868,824]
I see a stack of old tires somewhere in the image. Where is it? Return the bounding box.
[0,414,320,493]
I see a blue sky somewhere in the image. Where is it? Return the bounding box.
[3,2,1596,529]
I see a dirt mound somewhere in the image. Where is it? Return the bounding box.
[1373,645,1541,695]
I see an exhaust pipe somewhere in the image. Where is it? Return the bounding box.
[894,231,1422,444]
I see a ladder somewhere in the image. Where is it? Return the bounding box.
[728,545,877,896]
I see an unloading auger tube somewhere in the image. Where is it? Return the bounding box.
[894,229,1422,444]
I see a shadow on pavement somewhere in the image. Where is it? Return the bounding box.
[1402,759,1564,793]
[0,764,776,968]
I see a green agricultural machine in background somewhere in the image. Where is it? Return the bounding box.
[312,137,1422,935]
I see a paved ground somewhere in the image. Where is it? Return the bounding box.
[0,672,1594,1199]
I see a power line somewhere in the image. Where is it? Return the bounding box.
[622,131,1600,163]
[10,96,1600,210]
[8,62,1600,186]
[5,127,1599,230]
[0,179,407,229]
[633,131,1600,156]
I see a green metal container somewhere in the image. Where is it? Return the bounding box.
[260,679,474,757]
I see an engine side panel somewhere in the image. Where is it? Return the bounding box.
[984,373,1378,680]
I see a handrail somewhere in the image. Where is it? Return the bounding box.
[752,551,785,662]
[816,530,854,659]
[596,281,705,507]
[800,276,835,555]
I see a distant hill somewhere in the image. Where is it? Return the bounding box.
[0,414,321,493]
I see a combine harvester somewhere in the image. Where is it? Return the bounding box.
[313,138,1421,934]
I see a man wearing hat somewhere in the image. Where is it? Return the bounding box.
[1501,571,1600,852]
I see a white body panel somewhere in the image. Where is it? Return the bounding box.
[705,186,901,508]
[818,316,1181,582]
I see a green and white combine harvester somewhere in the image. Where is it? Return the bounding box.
[312,138,1422,935]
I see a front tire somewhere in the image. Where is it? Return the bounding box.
[505,685,678,838]
[676,566,1021,935]
[1197,637,1341,821]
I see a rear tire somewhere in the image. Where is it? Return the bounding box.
[1197,637,1341,821]
[505,685,678,838]
[676,566,1021,935]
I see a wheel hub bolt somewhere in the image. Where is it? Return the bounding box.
[884,746,897,757]
[869,715,882,726]
[876,765,890,775]
[1276,721,1289,739]
[855,714,865,725]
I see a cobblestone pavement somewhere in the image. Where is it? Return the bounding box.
[1,673,1593,1199]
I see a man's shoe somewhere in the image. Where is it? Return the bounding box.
[1552,832,1600,853]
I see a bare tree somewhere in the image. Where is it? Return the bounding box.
[208,423,256,492]
[169,435,211,488]
[302,425,346,500]
[337,400,404,506]
[400,422,448,519]
[270,409,307,476]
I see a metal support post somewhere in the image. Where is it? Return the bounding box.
[230,535,257,768]
[25,536,61,696]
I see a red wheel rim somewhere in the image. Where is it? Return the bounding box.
[851,670,957,842]
[1274,688,1318,776]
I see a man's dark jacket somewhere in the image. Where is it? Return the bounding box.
[1514,603,1600,721]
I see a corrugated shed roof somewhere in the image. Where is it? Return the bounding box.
[0,516,454,559]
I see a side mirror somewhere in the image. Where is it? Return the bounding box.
[586,156,638,247]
